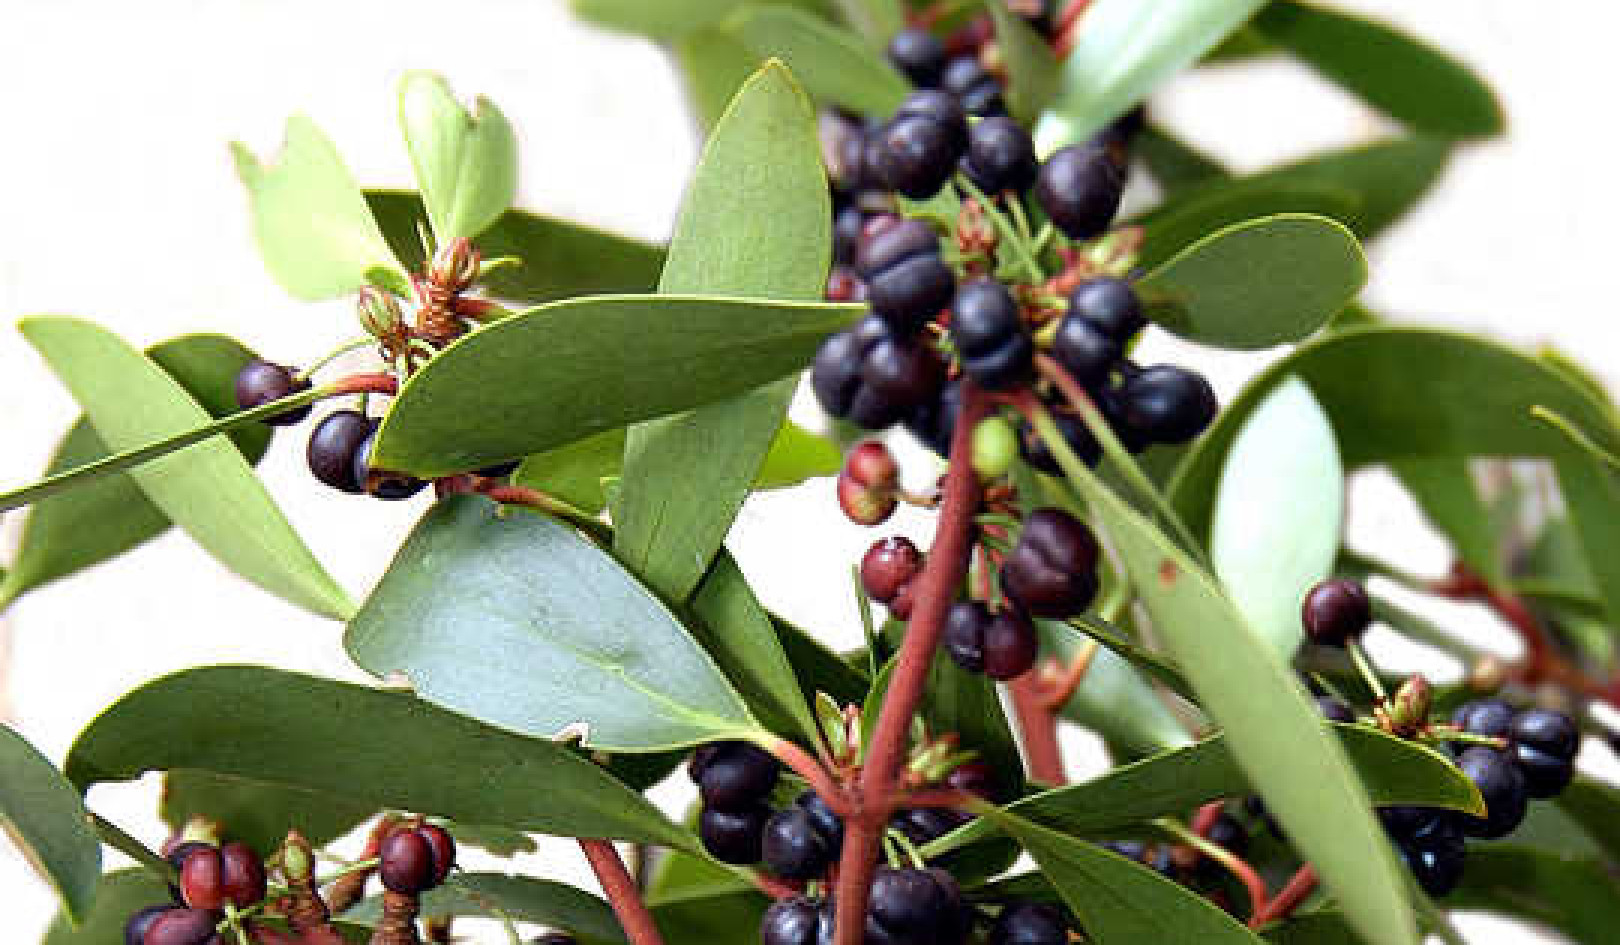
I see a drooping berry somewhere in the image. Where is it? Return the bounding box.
[379,824,456,894]
[125,905,178,945]
[142,908,223,945]
[1451,699,1515,741]
[1067,277,1145,341]
[353,433,428,501]
[1455,747,1528,839]
[762,808,835,880]
[942,601,1038,680]
[234,360,312,426]
[178,842,265,911]
[950,280,1032,391]
[858,221,955,332]
[862,537,923,604]
[941,56,1004,117]
[693,741,780,811]
[1001,509,1100,618]
[1316,695,1356,724]
[1509,708,1579,798]
[699,803,771,864]
[870,115,962,199]
[961,117,1038,195]
[989,901,1067,945]
[306,410,374,494]
[761,896,824,945]
[1396,813,1465,897]
[1018,408,1101,475]
[886,27,947,88]
[1035,144,1124,240]
[1118,364,1218,445]
[868,866,969,945]
[1051,315,1122,388]
[1301,578,1373,648]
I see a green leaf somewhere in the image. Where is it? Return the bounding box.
[1557,776,1620,866]
[1253,2,1503,139]
[347,495,759,751]
[371,294,855,478]
[1036,416,1418,945]
[827,0,902,43]
[397,72,517,242]
[647,889,773,945]
[919,646,1023,795]
[1138,214,1366,350]
[367,191,665,305]
[42,870,170,945]
[569,0,748,40]
[773,614,871,707]
[66,665,696,852]
[0,725,99,925]
[0,334,270,607]
[688,552,821,743]
[1388,455,1502,584]
[20,317,354,620]
[1447,847,1620,942]
[1211,378,1343,657]
[1262,913,1362,945]
[160,770,372,856]
[1035,0,1268,152]
[755,423,842,488]
[1042,621,1192,758]
[614,62,832,601]
[1134,180,1360,271]
[722,7,908,117]
[231,116,406,300]
[673,29,765,133]
[344,873,625,942]
[981,807,1268,943]
[986,0,1061,125]
[1135,125,1229,193]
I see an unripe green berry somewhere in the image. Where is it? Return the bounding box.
[971,415,1018,480]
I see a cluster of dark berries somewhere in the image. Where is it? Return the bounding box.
[762,877,1071,945]
[124,842,265,945]
[690,741,783,864]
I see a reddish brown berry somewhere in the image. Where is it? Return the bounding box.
[838,470,897,526]
[1001,509,1100,618]
[379,825,456,894]
[142,908,221,945]
[178,844,260,911]
[861,537,923,604]
[1302,578,1372,647]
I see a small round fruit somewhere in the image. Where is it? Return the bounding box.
[795,790,845,851]
[1455,747,1528,839]
[943,601,990,673]
[1399,818,1465,897]
[861,537,923,604]
[972,415,1020,480]
[895,91,968,153]
[961,117,1038,195]
[125,905,177,945]
[1051,314,1122,388]
[379,829,440,894]
[862,334,946,417]
[1001,509,1100,618]
[891,807,972,847]
[1316,695,1356,724]
[872,115,961,199]
[812,322,881,421]
[1118,364,1218,445]
[839,470,898,526]
[695,742,780,811]
[857,218,940,280]
[868,866,949,939]
[1451,699,1515,740]
[982,609,1039,681]
[1067,277,1145,341]
[950,279,1032,391]
[307,410,374,493]
[761,896,824,945]
[699,803,770,864]
[866,254,956,332]
[353,434,427,500]
[1035,145,1124,240]
[941,56,1004,117]
[845,441,899,490]
[886,27,947,88]
[1510,708,1579,761]
[988,901,1067,945]
[762,808,834,880]
[1018,409,1101,475]
[1301,578,1373,648]
[142,908,222,945]
[234,360,312,426]
[1513,744,1574,799]
[945,760,998,801]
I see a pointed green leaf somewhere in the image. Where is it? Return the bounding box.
[347,495,759,751]
[829,0,903,44]
[20,317,353,619]
[1253,2,1503,139]
[160,770,372,856]
[1036,0,1268,152]
[615,62,832,601]
[0,725,100,924]
[397,73,518,242]
[755,423,842,488]
[986,1,1061,125]
[343,873,625,941]
[370,294,855,477]
[66,665,696,851]
[42,870,170,945]
[231,116,406,300]
[919,646,1023,795]
[0,334,270,607]
[1212,378,1343,657]
[723,7,909,117]
[1446,847,1620,942]
[1138,214,1365,350]
[1134,180,1360,271]
[1555,776,1620,866]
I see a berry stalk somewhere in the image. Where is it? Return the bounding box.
[579,838,666,945]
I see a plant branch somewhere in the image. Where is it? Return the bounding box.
[1008,674,1067,785]
[765,737,852,816]
[580,839,666,945]
[1159,817,1269,922]
[1248,864,1317,928]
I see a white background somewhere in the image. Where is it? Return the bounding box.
[1,0,1616,940]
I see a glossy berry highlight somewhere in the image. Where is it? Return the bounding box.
[1301,578,1372,647]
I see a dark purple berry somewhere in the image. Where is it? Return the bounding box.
[813,318,944,429]
[699,803,770,864]
[941,56,1004,117]
[989,901,1067,945]
[1067,277,1145,341]
[891,807,972,847]
[1455,747,1528,839]
[871,115,962,199]
[961,117,1038,195]
[868,867,952,941]
[895,91,969,154]
[862,537,923,604]
[1316,695,1356,724]
[307,409,374,493]
[943,601,990,673]
[143,908,222,945]
[887,27,947,88]
[867,256,956,333]
[761,897,823,945]
[795,790,845,852]
[983,608,1039,681]
[234,360,312,426]
[1397,815,1465,897]
[1510,708,1579,798]
[379,826,455,894]
[1051,316,1122,388]
[1018,408,1101,475]
[762,808,834,880]
[1451,699,1515,740]
[1118,364,1218,445]
[1301,579,1373,648]
[1001,509,1100,618]
[1513,744,1574,799]
[353,434,427,500]
[958,80,1007,118]
[1036,145,1124,240]
[950,279,1032,390]
[695,741,780,811]
[944,759,998,801]
[905,378,964,456]
[126,905,178,945]
[858,219,939,280]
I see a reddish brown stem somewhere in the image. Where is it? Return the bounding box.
[1249,865,1318,928]
[1191,802,1223,837]
[767,737,853,816]
[325,817,397,916]
[750,870,803,901]
[898,787,976,809]
[331,372,399,396]
[1009,673,1067,785]
[581,839,666,945]
[831,385,989,945]
[1037,642,1098,712]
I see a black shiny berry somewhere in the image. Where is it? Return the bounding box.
[891,806,972,847]
[1118,364,1218,445]
[1301,579,1373,648]
[906,379,964,456]
[1397,816,1465,897]
[860,218,955,331]
[989,901,1067,945]
[1036,145,1124,240]
[869,866,967,945]
[142,908,222,945]
[763,808,834,880]
[961,117,1038,195]
[887,27,947,88]
[895,91,969,153]
[1001,509,1100,618]
[950,280,1032,390]
[1510,709,1579,798]
[1068,277,1145,341]
[761,897,823,945]
[943,601,1038,680]
[699,803,770,864]
[125,905,177,945]
[871,115,962,199]
[941,56,1004,117]
[862,537,923,604]
[812,318,944,429]
[234,360,312,426]
[795,790,845,852]
[379,824,455,894]
[693,741,780,810]
[353,434,428,500]
[1018,408,1101,475]
[307,410,374,493]
[1455,747,1528,839]
[1316,695,1356,724]
[944,759,998,801]
[1451,699,1515,741]
[943,601,990,673]
[1051,316,1119,389]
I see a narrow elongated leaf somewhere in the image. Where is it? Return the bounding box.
[829,0,903,44]
[231,116,406,299]
[755,422,842,487]
[20,318,353,619]
[615,62,832,601]
[920,649,1023,795]
[986,1,1060,125]
[1043,621,1192,758]
[1138,214,1365,350]
[1135,125,1229,193]
[570,0,748,40]
[347,495,758,751]
[66,666,696,852]
[1555,776,1620,865]
[1041,422,1417,945]
[723,7,908,117]
[1253,2,1502,139]
[1212,379,1343,657]
[1035,0,1269,152]
[397,72,518,241]
[983,807,1268,943]
[344,873,625,942]
[0,335,270,607]
[773,614,870,706]
[160,770,372,856]
[370,294,856,477]
[1447,847,1620,942]
[42,870,170,945]
[0,725,99,924]
[366,192,665,305]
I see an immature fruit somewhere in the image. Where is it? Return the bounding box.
[871,115,961,199]
[306,410,374,493]
[972,415,1020,480]
[693,741,780,810]
[961,117,1038,196]
[125,905,177,945]
[353,434,428,500]
[1451,699,1515,740]
[761,896,823,945]
[951,279,1032,391]
[379,824,456,894]
[1509,708,1579,798]
[886,27,947,88]
[178,842,265,911]
[1018,408,1101,475]
[762,807,834,880]
[1067,277,1145,341]
[861,537,923,603]
[699,803,770,864]
[1035,145,1124,240]
[1301,578,1373,647]
[1455,747,1528,839]
[1001,509,1100,618]
[142,908,222,945]
[1118,364,1218,445]
[234,360,312,426]
[1051,314,1122,388]
[989,901,1067,945]
[840,442,901,526]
